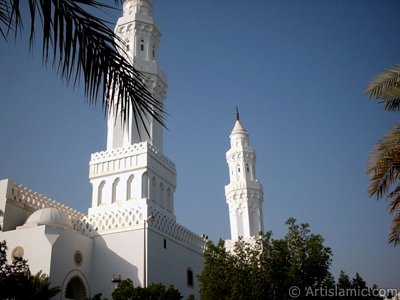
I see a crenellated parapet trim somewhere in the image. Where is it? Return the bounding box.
[80,205,205,254]
[5,180,85,221]
[148,205,205,254]
[90,142,174,168]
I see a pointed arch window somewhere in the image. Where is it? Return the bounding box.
[151,177,157,202]
[167,188,172,212]
[127,175,134,200]
[142,172,149,198]
[98,181,105,206]
[112,178,120,203]
[159,182,165,207]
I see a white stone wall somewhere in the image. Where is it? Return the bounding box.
[90,229,144,297]
[148,229,203,299]
[51,229,93,298]
[0,224,93,299]
[0,226,53,275]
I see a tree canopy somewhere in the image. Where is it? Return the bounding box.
[112,279,183,300]
[0,240,60,300]
[198,218,382,300]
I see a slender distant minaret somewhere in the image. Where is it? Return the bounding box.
[225,109,264,240]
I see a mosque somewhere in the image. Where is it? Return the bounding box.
[0,0,264,299]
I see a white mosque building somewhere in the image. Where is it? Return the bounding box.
[0,0,264,299]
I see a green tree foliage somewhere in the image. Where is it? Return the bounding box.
[112,279,182,300]
[90,293,109,300]
[0,240,60,300]
[198,218,332,300]
[335,271,382,300]
[337,271,352,290]
[0,0,163,132]
[198,218,382,300]
[365,65,400,245]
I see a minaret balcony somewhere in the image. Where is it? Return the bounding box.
[224,180,263,194]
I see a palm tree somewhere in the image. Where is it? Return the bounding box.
[365,64,400,245]
[0,0,163,132]
[30,271,61,300]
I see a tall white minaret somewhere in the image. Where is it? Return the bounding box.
[225,109,264,240]
[88,0,176,220]
[107,0,167,153]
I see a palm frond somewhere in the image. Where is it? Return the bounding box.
[365,65,400,112]
[0,0,10,39]
[0,0,22,40]
[367,124,400,199]
[387,191,400,245]
[387,188,400,213]
[388,206,400,245]
[3,0,164,133]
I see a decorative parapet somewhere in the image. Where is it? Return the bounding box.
[89,142,175,179]
[3,180,203,253]
[90,142,146,163]
[149,205,205,254]
[147,143,175,169]
[76,207,144,236]
[80,205,205,253]
[6,180,85,221]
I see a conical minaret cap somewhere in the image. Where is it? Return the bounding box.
[231,107,248,135]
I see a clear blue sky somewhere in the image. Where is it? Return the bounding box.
[0,0,399,291]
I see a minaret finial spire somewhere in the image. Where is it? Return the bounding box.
[236,106,240,121]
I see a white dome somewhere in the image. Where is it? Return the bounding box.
[25,207,73,229]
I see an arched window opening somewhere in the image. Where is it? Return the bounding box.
[98,181,105,206]
[65,276,87,300]
[159,182,165,207]
[167,188,172,212]
[112,178,120,203]
[140,39,144,51]
[151,177,157,202]
[127,175,134,200]
[187,268,194,288]
[142,172,149,198]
